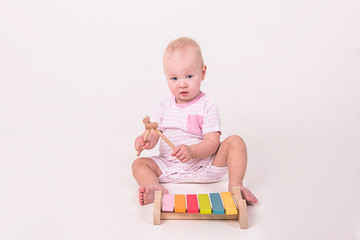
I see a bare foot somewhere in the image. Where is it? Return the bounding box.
[230,185,258,204]
[138,184,169,205]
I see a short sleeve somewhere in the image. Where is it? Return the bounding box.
[202,104,221,135]
[150,97,170,131]
[150,103,163,126]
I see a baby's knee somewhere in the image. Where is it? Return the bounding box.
[132,158,147,172]
[224,135,246,149]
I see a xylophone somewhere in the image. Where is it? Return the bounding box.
[153,186,248,228]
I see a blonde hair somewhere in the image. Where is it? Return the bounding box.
[164,37,204,65]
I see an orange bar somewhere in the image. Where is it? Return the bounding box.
[175,194,186,212]
[221,192,238,215]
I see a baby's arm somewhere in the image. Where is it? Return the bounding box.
[135,130,160,153]
[171,132,220,162]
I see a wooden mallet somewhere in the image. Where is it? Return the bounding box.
[136,116,176,156]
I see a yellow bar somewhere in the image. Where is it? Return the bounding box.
[198,194,212,214]
[175,195,186,213]
[220,192,238,215]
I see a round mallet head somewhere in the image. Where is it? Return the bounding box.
[143,116,150,124]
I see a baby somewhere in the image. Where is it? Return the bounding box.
[133,37,258,205]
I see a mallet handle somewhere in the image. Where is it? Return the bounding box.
[154,129,176,150]
[137,129,151,156]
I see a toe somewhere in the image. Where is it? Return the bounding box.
[247,193,258,204]
[245,192,252,201]
[139,186,146,193]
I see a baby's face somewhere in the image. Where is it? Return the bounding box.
[163,47,206,104]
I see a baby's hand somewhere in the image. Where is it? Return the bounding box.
[135,135,151,152]
[171,145,195,163]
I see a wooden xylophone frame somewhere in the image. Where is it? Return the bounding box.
[153,186,248,229]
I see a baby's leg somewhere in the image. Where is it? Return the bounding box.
[212,135,258,204]
[132,157,168,205]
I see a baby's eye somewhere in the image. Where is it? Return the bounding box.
[170,77,178,81]
[186,75,193,79]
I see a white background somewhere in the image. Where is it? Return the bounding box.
[1,0,359,239]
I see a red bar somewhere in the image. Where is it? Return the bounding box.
[186,194,199,213]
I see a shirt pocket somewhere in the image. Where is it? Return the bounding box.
[186,115,203,135]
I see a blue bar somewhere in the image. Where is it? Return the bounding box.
[210,193,225,215]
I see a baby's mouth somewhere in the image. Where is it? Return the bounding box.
[180,91,189,96]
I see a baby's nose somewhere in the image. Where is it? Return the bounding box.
[179,78,188,87]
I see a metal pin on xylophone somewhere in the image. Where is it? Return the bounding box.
[153,186,248,228]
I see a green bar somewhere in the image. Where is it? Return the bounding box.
[198,194,212,214]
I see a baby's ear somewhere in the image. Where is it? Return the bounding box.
[201,65,207,80]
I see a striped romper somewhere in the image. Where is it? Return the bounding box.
[149,92,228,183]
